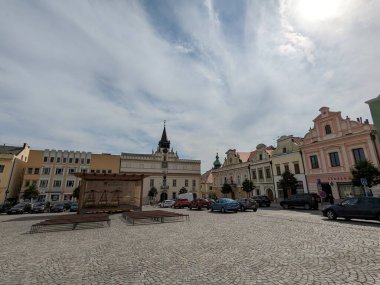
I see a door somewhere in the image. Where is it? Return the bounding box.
[160,192,168,202]
[266,189,274,201]
[339,198,364,219]
[321,183,333,204]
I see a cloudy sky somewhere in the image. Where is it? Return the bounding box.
[1,0,379,172]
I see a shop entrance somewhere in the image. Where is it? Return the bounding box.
[321,183,334,204]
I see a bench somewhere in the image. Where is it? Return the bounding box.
[29,213,111,233]
[123,210,189,225]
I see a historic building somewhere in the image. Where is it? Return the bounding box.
[21,149,120,203]
[120,124,201,202]
[0,143,30,202]
[272,135,308,199]
[301,107,380,200]
[200,153,221,198]
[366,95,380,144]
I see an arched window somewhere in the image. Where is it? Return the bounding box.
[325,124,332,135]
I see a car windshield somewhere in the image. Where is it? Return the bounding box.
[222,198,235,203]
[14,204,25,208]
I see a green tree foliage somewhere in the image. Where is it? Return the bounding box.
[221,183,232,197]
[279,170,298,196]
[351,159,380,187]
[22,184,39,201]
[73,186,80,199]
[148,186,158,198]
[242,179,254,197]
[179,187,188,194]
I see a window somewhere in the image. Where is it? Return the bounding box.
[39,180,48,188]
[258,169,263,179]
[63,157,67,163]
[53,180,61,187]
[43,156,48,162]
[68,168,75,175]
[57,157,61,163]
[276,165,281,176]
[185,179,189,187]
[294,163,300,174]
[42,167,50,175]
[55,168,63,175]
[51,194,59,201]
[282,148,286,153]
[237,176,241,185]
[69,158,73,163]
[329,152,340,167]
[150,179,154,187]
[81,169,87,173]
[173,179,177,187]
[75,158,79,164]
[310,155,319,169]
[284,164,289,172]
[91,170,95,173]
[325,124,332,135]
[192,180,196,187]
[96,170,100,173]
[0,165,4,173]
[352,148,365,163]
[252,170,257,180]
[87,159,91,164]
[66,180,74,187]
[259,154,263,160]
[27,168,33,174]
[50,157,54,163]
[108,170,112,174]
[81,159,85,164]
[34,168,40,175]
[265,168,271,178]
[25,180,30,187]
[102,170,106,174]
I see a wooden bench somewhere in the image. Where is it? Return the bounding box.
[123,210,189,225]
[30,213,111,233]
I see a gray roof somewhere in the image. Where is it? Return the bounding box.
[0,145,24,155]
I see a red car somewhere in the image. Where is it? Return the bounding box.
[173,199,190,208]
[189,198,211,210]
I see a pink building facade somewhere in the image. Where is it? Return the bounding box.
[301,107,380,200]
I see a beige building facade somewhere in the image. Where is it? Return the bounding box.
[0,143,30,202]
[120,125,201,203]
[271,136,308,199]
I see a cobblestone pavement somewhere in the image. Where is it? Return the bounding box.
[0,206,379,285]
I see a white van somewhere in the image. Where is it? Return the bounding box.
[177,193,195,202]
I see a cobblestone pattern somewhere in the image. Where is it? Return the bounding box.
[0,207,379,285]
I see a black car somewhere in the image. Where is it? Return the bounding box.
[322,197,380,222]
[252,195,271,207]
[7,203,31,214]
[31,202,46,213]
[0,203,13,214]
[236,198,258,212]
[280,193,320,210]
[50,203,65,213]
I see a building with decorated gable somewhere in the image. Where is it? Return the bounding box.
[301,107,380,200]
[272,135,308,199]
[248,144,276,200]
[120,124,201,202]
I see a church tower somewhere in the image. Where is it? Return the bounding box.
[158,121,170,153]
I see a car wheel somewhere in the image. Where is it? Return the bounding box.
[189,206,192,210]
[221,207,225,213]
[253,208,257,212]
[282,204,289,209]
[345,217,351,221]
[210,207,214,212]
[326,209,337,220]
[241,206,245,212]
[304,203,311,210]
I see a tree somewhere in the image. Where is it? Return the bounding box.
[221,183,232,198]
[73,186,80,200]
[351,159,380,188]
[279,170,298,198]
[242,179,254,197]
[179,187,188,194]
[22,184,39,201]
[148,187,158,199]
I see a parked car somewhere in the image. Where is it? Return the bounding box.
[322,197,380,221]
[63,203,71,211]
[173,199,191,208]
[236,198,258,212]
[0,203,12,214]
[189,198,211,210]
[31,202,46,213]
[252,195,271,207]
[209,198,240,213]
[70,202,78,212]
[160,200,175,208]
[50,203,65,213]
[280,193,320,210]
[7,203,31,215]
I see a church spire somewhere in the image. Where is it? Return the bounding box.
[158,120,170,150]
[213,152,221,169]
